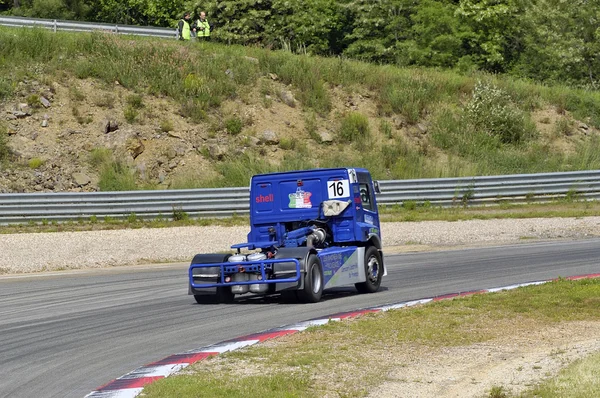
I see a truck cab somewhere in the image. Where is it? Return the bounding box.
[189,167,385,303]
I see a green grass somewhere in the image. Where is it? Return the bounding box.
[0,123,10,164]
[142,278,600,398]
[28,157,44,169]
[338,112,371,144]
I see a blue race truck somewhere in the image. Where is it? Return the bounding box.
[188,167,385,303]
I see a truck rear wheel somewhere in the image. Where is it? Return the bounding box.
[355,246,383,294]
[297,254,323,303]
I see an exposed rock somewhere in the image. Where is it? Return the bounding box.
[318,130,334,144]
[18,103,32,115]
[392,116,405,129]
[166,147,178,160]
[268,73,279,80]
[103,119,119,134]
[40,96,51,108]
[6,113,17,121]
[127,138,145,159]
[279,90,296,108]
[41,120,48,128]
[12,111,28,119]
[248,136,261,146]
[225,69,234,79]
[168,131,183,139]
[261,130,279,145]
[72,172,91,187]
[208,144,225,160]
[417,123,428,134]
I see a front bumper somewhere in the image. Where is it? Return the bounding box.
[189,258,301,289]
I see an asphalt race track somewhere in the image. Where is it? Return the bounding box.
[1,239,599,398]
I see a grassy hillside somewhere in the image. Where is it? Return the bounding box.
[1,27,600,192]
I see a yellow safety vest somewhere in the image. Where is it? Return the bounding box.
[196,19,210,37]
[180,19,191,40]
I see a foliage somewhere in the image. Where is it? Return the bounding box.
[0,123,9,164]
[464,80,532,144]
[224,117,243,135]
[338,112,370,143]
[28,157,44,169]
[98,159,137,191]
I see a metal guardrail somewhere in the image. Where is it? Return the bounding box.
[1,170,599,225]
[0,16,177,38]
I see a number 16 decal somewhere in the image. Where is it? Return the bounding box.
[328,179,350,198]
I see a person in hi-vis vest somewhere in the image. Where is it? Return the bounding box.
[193,11,211,41]
[178,12,192,40]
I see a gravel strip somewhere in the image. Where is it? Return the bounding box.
[1,217,600,274]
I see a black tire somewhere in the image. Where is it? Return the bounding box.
[297,254,323,303]
[194,287,234,304]
[355,246,383,294]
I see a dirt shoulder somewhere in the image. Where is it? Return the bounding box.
[369,321,600,398]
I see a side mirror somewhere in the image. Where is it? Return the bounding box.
[373,181,381,194]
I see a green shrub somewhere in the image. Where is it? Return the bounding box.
[72,106,93,125]
[553,117,572,137]
[28,158,44,169]
[180,100,207,123]
[403,200,417,210]
[126,94,144,109]
[123,105,138,123]
[127,212,138,223]
[69,87,85,102]
[159,119,174,132]
[26,94,41,108]
[98,160,137,191]
[279,137,296,150]
[89,147,112,168]
[304,112,320,142]
[0,124,9,163]
[94,93,115,109]
[465,80,533,144]
[379,120,393,139]
[172,206,189,221]
[225,117,243,135]
[339,112,371,143]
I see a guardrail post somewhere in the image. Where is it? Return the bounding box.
[115,25,118,34]
[53,20,57,33]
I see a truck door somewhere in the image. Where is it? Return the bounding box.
[357,171,380,229]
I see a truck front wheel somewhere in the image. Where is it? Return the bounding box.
[298,254,323,303]
[355,246,383,294]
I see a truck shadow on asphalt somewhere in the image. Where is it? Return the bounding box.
[193,286,389,305]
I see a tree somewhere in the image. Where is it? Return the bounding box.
[512,0,600,87]
[265,0,346,54]
[205,0,273,45]
[399,0,468,67]
[456,0,527,72]
[343,0,417,63]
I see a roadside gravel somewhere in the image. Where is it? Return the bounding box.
[1,216,600,274]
